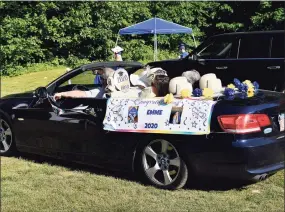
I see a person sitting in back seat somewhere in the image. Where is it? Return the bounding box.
[130,66,169,98]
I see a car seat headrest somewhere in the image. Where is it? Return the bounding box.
[199,73,222,93]
[169,76,193,96]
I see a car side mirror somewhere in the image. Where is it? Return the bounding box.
[189,53,198,61]
[34,87,48,99]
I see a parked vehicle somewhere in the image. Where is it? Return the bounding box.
[0,61,284,190]
[149,30,285,92]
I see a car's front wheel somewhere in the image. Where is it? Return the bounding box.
[0,113,16,156]
[136,139,188,190]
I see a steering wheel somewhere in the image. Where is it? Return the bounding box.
[48,94,64,108]
[72,85,90,91]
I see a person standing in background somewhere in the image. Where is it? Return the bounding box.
[94,46,123,85]
[178,43,189,59]
[112,46,124,61]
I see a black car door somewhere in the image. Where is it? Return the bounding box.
[194,36,239,86]
[12,97,105,160]
[231,34,273,90]
[12,95,135,169]
[268,33,285,92]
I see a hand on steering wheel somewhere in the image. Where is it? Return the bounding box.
[54,93,62,101]
[49,93,65,108]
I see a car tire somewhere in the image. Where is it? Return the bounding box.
[0,112,16,156]
[135,138,188,190]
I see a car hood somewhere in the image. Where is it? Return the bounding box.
[216,90,285,106]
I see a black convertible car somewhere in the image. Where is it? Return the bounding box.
[0,61,285,189]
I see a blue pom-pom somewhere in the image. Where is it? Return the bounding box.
[238,83,248,92]
[193,88,203,97]
[224,88,235,96]
[253,81,259,91]
[234,78,241,87]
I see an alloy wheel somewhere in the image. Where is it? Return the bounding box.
[0,118,13,153]
[142,139,181,186]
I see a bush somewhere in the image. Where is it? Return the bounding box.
[0,56,93,77]
[1,63,66,77]
[65,56,91,69]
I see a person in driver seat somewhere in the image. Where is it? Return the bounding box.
[54,67,115,100]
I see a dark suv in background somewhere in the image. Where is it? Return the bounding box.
[148,30,285,92]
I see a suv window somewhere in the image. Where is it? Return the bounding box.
[238,35,270,58]
[197,38,234,59]
[271,34,284,58]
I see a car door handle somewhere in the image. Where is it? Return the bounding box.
[216,66,228,70]
[267,66,280,70]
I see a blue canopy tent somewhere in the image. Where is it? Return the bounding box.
[116,17,196,61]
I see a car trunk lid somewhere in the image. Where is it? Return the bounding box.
[211,90,285,137]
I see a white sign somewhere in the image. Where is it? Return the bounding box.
[103,97,216,135]
[113,68,130,92]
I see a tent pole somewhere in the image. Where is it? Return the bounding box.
[115,32,120,47]
[192,34,197,48]
[153,34,155,61]
[156,34,157,61]
[154,17,157,61]
[154,34,157,61]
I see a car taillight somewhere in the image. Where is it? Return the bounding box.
[218,114,271,134]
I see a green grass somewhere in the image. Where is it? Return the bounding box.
[1,68,66,97]
[1,69,285,212]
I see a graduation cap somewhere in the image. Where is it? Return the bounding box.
[111,46,124,55]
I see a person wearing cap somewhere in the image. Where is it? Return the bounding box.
[178,43,189,59]
[93,46,123,86]
[111,46,124,61]
[54,67,115,100]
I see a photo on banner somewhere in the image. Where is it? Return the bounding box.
[169,107,183,125]
[128,106,139,123]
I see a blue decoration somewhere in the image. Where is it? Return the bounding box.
[193,88,203,97]
[159,99,167,106]
[224,88,235,96]
[253,81,259,91]
[237,83,248,93]
[233,78,241,87]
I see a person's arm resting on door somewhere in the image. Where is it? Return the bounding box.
[54,88,103,100]
[54,90,87,100]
